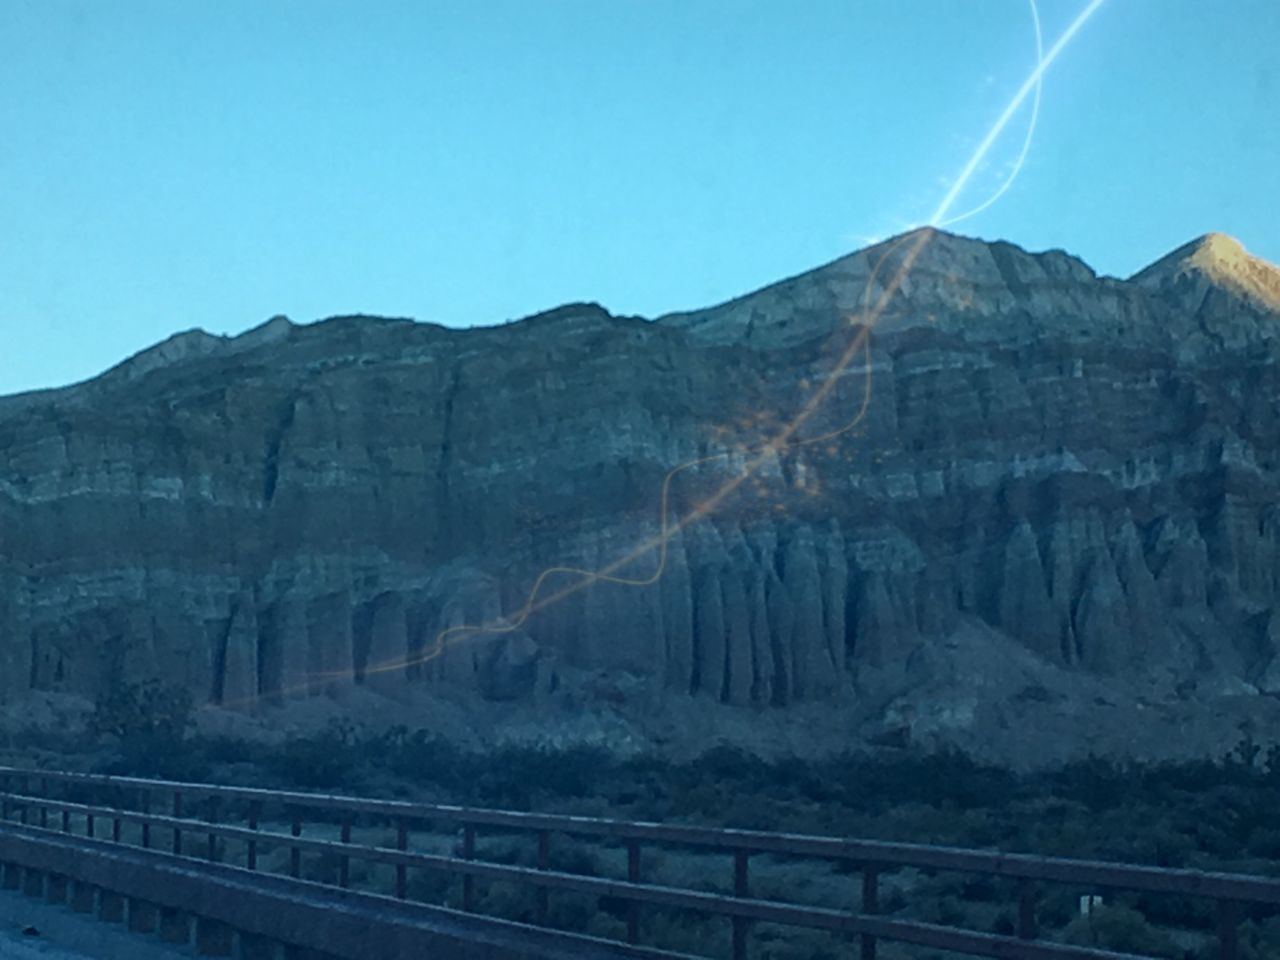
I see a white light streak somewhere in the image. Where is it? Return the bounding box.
[936,0,1044,229]
[929,0,1109,228]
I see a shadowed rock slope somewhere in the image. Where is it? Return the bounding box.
[2,228,1279,762]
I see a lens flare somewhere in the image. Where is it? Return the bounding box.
[218,0,1111,708]
[936,0,1044,229]
[929,0,1107,228]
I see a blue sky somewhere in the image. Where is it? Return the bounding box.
[2,0,1277,396]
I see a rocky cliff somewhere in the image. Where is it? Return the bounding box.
[3,228,1280,763]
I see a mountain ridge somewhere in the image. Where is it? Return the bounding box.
[2,228,1279,767]
[658,228,1276,351]
[4,229,1274,404]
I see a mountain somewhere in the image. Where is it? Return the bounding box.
[2,229,1279,766]
[1131,233,1280,312]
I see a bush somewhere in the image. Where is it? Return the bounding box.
[1062,904,1179,959]
[267,720,363,789]
[90,679,200,778]
[90,679,193,743]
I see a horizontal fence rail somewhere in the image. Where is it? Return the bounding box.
[1,766,1277,960]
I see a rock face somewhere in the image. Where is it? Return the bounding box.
[2,229,1280,757]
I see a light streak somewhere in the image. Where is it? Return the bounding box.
[928,0,1107,228]
[357,230,920,682]
[295,234,907,693]
[936,0,1044,229]
[218,0,1110,707]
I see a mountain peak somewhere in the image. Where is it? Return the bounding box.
[859,225,982,260]
[1131,233,1280,310]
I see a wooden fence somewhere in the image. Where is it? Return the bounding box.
[1,766,1277,960]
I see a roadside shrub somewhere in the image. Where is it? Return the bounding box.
[1062,904,1179,959]
[90,679,204,778]
[267,720,363,789]
[1249,828,1280,860]
[90,679,193,742]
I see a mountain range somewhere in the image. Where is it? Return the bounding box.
[2,227,1279,766]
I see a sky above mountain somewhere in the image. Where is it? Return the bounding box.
[2,0,1277,396]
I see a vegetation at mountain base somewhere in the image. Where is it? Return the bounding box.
[7,713,1280,959]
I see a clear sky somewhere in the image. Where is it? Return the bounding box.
[2,0,1277,396]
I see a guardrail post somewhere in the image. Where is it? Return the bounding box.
[339,818,352,888]
[87,812,95,839]
[112,814,121,843]
[247,801,261,871]
[290,816,302,878]
[141,792,151,848]
[627,839,641,944]
[861,865,879,960]
[40,778,48,828]
[10,780,24,825]
[1217,900,1241,960]
[207,798,219,862]
[61,808,70,833]
[1017,877,1037,940]
[733,850,751,960]
[396,817,408,899]
[173,791,183,855]
[536,830,550,924]
[462,825,476,912]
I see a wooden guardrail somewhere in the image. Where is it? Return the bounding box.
[1,766,1277,960]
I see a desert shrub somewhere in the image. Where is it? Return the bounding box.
[547,837,605,876]
[90,679,193,742]
[266,720,363,789]
[1062,904,1179,959]
[992,907,1016,936]
[304,848,354,887]
[643,908,729,957]
[385,730,467,787]
[706,788,781,831]
[820,748,1018,814]
[1134,891,1216,932]
[378,734,617,807]
[769,755,828,803]
[542,891,626,940]
[1038,887,1096,930]
[960,875,1003,902]
[696,745,769,786]
[914,893,974,928]
[192,734,270,767]
[488,743,615,801]
[90,679,205,778]
[1051,755,1132,812]
[1126,817,1198,869]
[1248,828,1280,860]
[1140,757,1225,796]
[1243,918,1280,960]
[477,879,539,923]
[406,864,454,905]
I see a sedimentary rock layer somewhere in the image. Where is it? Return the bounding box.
[1,229,1278,718]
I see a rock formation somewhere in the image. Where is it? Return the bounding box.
[2,228,1279,758]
